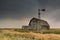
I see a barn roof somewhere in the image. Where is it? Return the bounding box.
[30,17,47,22]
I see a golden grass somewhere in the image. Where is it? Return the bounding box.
[0,28,60,40]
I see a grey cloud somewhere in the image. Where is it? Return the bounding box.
[0,0,60,21]
[0,0,60,28]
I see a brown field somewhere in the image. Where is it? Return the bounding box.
[0,28,60,40]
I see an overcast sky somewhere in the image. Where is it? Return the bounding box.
[0,0,60,28]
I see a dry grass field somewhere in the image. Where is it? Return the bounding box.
[0,28,60,40]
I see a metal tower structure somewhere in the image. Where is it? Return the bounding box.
[38,9,45,19]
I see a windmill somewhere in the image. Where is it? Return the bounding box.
[38,9,45,19]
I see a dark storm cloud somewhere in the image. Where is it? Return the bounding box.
[0,0,60,21]
[0,0,36,19]
[0,0,60,28]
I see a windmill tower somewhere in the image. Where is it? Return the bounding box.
[38,9,40,19]
[38,9,45,19]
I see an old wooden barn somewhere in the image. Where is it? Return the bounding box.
[22,9,50,30]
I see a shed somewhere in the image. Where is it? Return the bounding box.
[22,17,50,30]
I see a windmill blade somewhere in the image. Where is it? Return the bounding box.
[42,9,46,11]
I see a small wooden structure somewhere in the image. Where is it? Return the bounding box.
[22,17,50,30]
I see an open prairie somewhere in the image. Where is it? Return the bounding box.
[0,28,60,40]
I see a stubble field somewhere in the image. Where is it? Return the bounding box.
[0,28,60,40]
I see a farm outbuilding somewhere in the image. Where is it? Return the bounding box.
[22,17,50,30]
[22,9,50,31]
